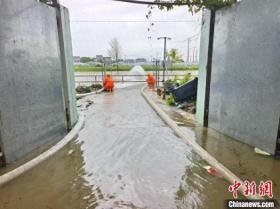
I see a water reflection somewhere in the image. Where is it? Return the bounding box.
[0,140,94,209]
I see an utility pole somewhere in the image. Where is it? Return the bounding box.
[157,36,171,83]
[155,59,160,87]
[187,38,191,64]
[152,58,158,88]
[192,48,196,64]
[186,33,199,65]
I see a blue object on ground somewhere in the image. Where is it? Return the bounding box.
[164,81,176,95]
[171,78,198,104]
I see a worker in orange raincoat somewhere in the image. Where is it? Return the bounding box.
[103,74,115,92]
[146,73,156,89]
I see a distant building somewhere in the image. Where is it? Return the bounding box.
[124,59,135,64]
[96,55,104,62]
[136,58,147,63]
[103,57,112,64]
[73,56,80,63]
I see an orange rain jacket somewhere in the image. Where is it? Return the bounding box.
[103,75,115,91]
[146,74,156,88]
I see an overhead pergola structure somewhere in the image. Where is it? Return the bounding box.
[113,0,190,6]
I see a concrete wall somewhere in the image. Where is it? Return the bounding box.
[57,6,78,128]
[208,0,280,154]
[0,0,67,163]
[196,10,211,125]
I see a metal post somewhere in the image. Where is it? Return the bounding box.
[102,63,105,81]
[163,38,167,82]
[187,38,190,64]
[155,60,158,88]
[55,3,73,130]
[156,60,160,87]
[204,10,216,127]
[192,48,196,64]
[157,36,171,83]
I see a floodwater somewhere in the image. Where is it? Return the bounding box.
[0,86,235,209]
[148,91,280,201]
[114,65,146,89]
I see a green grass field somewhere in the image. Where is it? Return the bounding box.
[75,65,198,72]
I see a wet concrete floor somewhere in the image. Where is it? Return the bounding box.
[147,89,280,201]
[0,86,238,209]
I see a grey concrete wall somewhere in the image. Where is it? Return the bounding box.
[209,0,280,154]
[0,0,67,163]
[57,6,78,129]
[196,10,211,125]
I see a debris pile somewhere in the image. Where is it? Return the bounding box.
[76,84,103,94]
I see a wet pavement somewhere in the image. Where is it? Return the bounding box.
[0,86,240,209]
[146,89,280,201]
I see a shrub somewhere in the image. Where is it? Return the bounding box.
[76,86,91,94]
[90,84,103,90]
[179,73,192,85]
[76,83,103,94]
[166,94,175,106]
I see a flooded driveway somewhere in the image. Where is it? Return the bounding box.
[147,91,280,201]
[0,86,232,209]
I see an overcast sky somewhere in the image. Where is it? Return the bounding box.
[59,0,201,61]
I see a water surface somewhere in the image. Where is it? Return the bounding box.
[0,86,232,209]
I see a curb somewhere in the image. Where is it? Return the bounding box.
[0,113,86,187]
[141,86,260,200]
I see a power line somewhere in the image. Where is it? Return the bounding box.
[176,33,200,43]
